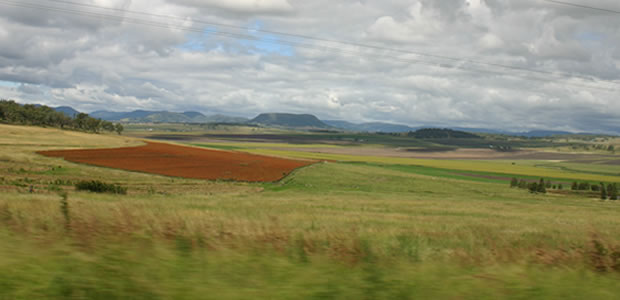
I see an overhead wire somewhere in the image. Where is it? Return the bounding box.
[0,0,616,91]
[540,0,620,14]
[36,0,606,84]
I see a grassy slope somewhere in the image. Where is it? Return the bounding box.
[1,124,620,299]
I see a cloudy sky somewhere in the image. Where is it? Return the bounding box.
[0,0,619,133]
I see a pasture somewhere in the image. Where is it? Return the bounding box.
[1,124,619,299]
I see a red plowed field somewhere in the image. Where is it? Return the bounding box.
[38,142,314,182]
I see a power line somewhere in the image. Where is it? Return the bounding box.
[541,0,620,14]
[0,0,615,92]
[36,0,603,84]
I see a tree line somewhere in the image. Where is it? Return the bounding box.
[510,177,554,194]
[408,128,481,139]
[510,177,618,200]
[0,100,123,134]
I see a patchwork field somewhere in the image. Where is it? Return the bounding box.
[136,131,620,183]
[1,124,620,299]
[38,141,314,182]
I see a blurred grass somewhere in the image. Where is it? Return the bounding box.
[2,231,620,299]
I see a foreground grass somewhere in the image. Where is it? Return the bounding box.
[2,231,619,299]
[1,124,620,299]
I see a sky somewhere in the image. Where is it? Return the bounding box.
[0,0,619,133]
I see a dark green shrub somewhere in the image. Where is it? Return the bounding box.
[537,178,547,193]
[75,180,127,194]
[609,184,618,201]
[578,182,590,191]
[510,177,518,188]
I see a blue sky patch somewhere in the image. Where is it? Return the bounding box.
[177,21,295,56]
[0,80,19,87]
[177,27,217,52]
[241,20,295,56]
[576,31,604,42]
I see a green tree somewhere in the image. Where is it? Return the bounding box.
[571,182,578,190]
[85,117,102,133]
[74,113,89,130]
[529,182,538,193]
[115,123,124,135]
[600,183,607,200]
[537,178,547,193]
[102,121,115,132]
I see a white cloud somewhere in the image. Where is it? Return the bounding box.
[0,0,619,133]
[479,33,504,49]
[170,0,293,14]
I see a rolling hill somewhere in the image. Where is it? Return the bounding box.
[90,110,248,124]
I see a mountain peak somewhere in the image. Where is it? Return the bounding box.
[182,111,205,118]
[250,113,329,128]
[53,106,80,117]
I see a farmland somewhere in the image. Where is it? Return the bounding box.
[39,141,313,182]
[1,124,620,299]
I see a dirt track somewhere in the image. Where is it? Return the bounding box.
[38,142,314,182]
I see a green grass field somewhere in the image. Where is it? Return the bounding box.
[238,148,620,183]
[1,124,620,299]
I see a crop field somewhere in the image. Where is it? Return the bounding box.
[1,124,620,299]
[38,141,313,182]
[138,131,620,183]
[229,148,620,183]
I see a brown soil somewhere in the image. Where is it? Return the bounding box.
[38,142,314,182]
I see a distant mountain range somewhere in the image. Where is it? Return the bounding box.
[88,110,248,124]
[49,106,602,137]
[323,120,418,133]
[512,130,574,137]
